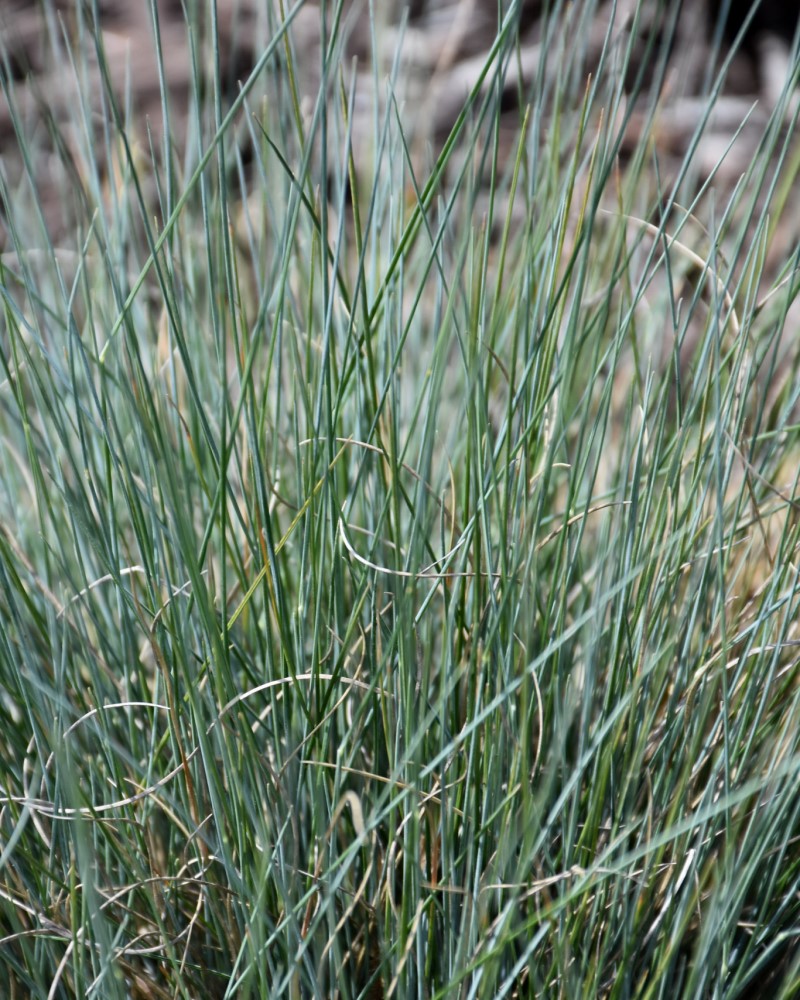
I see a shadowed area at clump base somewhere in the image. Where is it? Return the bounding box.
[0,1,800,997]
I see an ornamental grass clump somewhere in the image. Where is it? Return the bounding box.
[1,1,799,997]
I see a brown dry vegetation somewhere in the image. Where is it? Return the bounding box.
[1,1,798,231]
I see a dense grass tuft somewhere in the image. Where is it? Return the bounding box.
[1,1,800,996]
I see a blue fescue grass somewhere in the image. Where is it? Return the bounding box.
[1,1,800,997]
